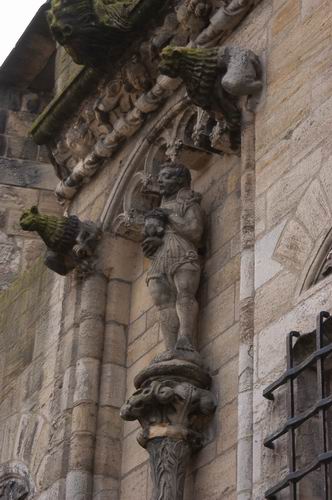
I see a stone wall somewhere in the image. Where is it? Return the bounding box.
[225,0,332,497]
[0,84,60,290]
[1,0,332,499]
[0,258,67,496]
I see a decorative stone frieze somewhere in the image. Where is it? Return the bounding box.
[30,0,262,202]
[19,206,101,275]
[159,45,262,152]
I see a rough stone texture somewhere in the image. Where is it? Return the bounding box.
[0,84,60,290]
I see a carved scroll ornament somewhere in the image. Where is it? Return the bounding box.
[19,206,101,276]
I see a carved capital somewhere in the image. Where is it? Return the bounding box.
[121,358,216,500]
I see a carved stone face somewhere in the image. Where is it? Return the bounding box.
[159,47,182,78]
[20,206,40,231]
[158,167,182,197]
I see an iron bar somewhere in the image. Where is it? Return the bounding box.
[316,311,330,499]
[265,451,332,498]
[263,342,332,401]
[287,331,300,499]
[264,395,332,449]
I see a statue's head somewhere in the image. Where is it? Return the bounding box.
[158,162,191,197]
[20,206,41,231]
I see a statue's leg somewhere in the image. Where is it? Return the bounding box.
[173,268,200,349]
[148,278,178,351]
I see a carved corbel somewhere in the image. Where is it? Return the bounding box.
[159,45,262,153]
[19,206,101,276]
[47,0,169,68]
[121,360,216,500]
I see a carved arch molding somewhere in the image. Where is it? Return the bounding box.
[0,463,35,500]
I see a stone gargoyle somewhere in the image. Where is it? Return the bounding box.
[159,45,262,150]
[20,206,101,276]
[47,0,168,67]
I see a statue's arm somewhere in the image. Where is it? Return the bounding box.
[168,204,204,244]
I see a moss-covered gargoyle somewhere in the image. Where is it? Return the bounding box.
[47,0,168,67]
[159,46,262,149]
[20,206,101,276]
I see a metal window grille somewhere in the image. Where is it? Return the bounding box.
[263,311,332,499]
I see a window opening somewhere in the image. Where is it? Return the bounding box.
[263,311,332,499]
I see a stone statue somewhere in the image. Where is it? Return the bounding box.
[20,206,100,276]
[142,162,204,356]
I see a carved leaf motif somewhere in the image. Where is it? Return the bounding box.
[147,438,191,500]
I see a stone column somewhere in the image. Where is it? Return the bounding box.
[120,358,216,500]
[236,106,256,500]
[66,272,107,499]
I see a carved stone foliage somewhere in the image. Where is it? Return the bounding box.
[19,206,101,276]
[121,360,216,500]
[47,0,169,67]
[159,45,262,152]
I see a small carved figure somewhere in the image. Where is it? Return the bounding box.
[142,162,204,356]
[176,0,212,40]
[197,0,254,46]
[20,206,100,276]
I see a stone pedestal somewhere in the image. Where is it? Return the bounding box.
[120,355,216,500]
